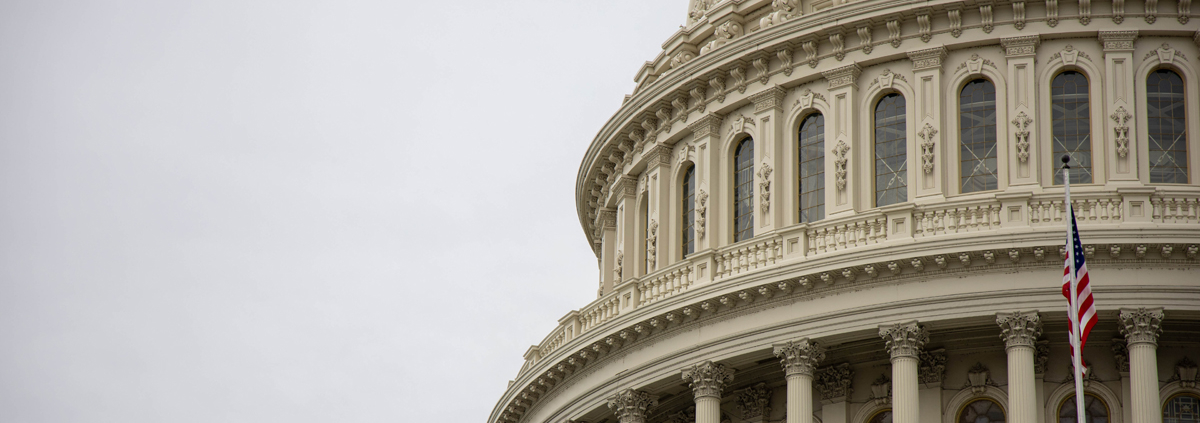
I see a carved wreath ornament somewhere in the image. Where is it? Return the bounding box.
[1111,106,1132,158]
[758,163,773,215]
[918,123,939,174]
[1012,112,1033,163]
[833,141,850,190]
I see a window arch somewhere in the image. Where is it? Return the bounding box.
[959,399,1005,423]
[1147,69,1188,183]
[874,93,907,207]
[799,113,825,222]
[1164,393,1200,423]
[1052,71,1093,184]
[867,409,893,423]
[1059,394,1110,423]
[681,164,696,258]
[959,79,999,193]
[734,138,755,242]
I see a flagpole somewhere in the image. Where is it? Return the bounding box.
[1063,155,1087,423]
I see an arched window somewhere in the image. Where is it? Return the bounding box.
[1164,393,1200,423]
[867,409,893,423]
[875,93,907,207]
[1147,69,1188,183]
[959,399,1006,423]
[641,197,651,274]
[734,138,755,242]
[960,79,999,193]
[1059,394,1110,423]
[681,165,696,258]
[799,114,825,223]
[1052,71,1092,184]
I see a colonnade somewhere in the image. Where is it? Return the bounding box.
[607,308,1166,423]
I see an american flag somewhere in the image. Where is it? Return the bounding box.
[1062,205,1096,369]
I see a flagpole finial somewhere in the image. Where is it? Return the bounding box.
[1061,155,1071,169]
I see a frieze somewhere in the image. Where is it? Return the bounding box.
[689,113,724,139]
[823,64,862,89]
[752,86,788,113]
[1099,30,1138,51]
[908,46,947,70]
[1001,35,1039,57]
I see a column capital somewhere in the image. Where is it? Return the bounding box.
[880,321,928,359]
[919,348,947,386]
[773,338,826,377]
[822,64,862,90]
[688,113,725,139]
[1119,307,1164,346]
[736,382,773,421]
[682,360,735,399]
[997,311,1043,349]
[607,389,659,423]
[614,176,638,199]
[815,363,854,401]
[597,208,617,229]
[643,144,673,168]
[1000,35,1040,57]
[751,85,788,114]
[1099,30,1138,51]
[907,46,948,71]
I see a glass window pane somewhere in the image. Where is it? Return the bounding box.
[1060,394,1110,423]
[734,139,754,242]
[799,114,825,223]
[875,93,907,207]
[869,410,893,423]
[1147,69,1188,183]
[960,79,999,193]
[681,165,695,258]
[1164,394,1200,423]
[1052,71,1093,184]
[959,399,1006,423]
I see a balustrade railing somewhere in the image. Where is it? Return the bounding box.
[914,202,1002,237]
[1152,194,1200,223]
[638,260,696,307]
[1029,193,1124,226]
[715,236,783,279]
[578,292,621,334]
[804,213,888,256]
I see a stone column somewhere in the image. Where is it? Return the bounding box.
[598,208,618,295]
[683,361,735,423]
[1119,308,1165,423]
[880,321,928,423]
[607,388,659,423]
[999,35,1040,185]
[820,64,862,216]
[997,311,1043,423]
[774,339,826,423]
[906,46,948,199]
[1098,31,1139,181]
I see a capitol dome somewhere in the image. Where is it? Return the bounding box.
[492,2,1200,423]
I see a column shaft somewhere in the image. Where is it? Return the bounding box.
[1007,344,1038,423]
[787,373,813,423]
[1129,343,1162,423]
[697,396,721,423]
[893,355,919,423]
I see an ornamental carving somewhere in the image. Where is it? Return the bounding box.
[1099,31,1138,51]
[919,348,947,385]
[917,13,932,42]
[689,113,724,139]
[803,38,819,68]
[873,69,906,89]
[981,4,994,32]
[696,190,709,239]
[759,163,773,215]
[671,51,695,69]
[908,46,947,70]
[752,86,787,113]
[689,0,711,22]
[711,76,727,103]
[1080,0,1092,24]
[1173,357,1198,388]
[1013,1,1027,29]
[966,362,991,394]
[816,363,854,400]
[701,22,743,55]
[1145,43,1188,63]
[880,321,928,358]
[731,67,747,93]
[1048,45,1089,66]
[918,123,938,174]
[774,338,826,377]
[956,54,997,74]
[1001,35,1039,57]
[682,361,735,399]
[1012,112,1033,163]
[754,58,770,85]
[736,383,773,420]
[665,407,697,423]
[778,48,794,75]
[760,0,799,29]
[997,311,1042,348]
[830,32,845,61]
[834,141,850,190]
[614,250,623,280]
[1111,338,1130,372]
[646,220,658,271]
[822,64,862,90]
[949,9,962,37]
[1181,0,1193,23]
[1119,307,1164,346]
[1047,0,1060,26]
[858,26,873,54]
[1035,340,1050,374]
[887,19,901,48]
[607,389,659,423]
[871,374,891,405]
[1111,106,1132,158]
[1114,0,1126,23]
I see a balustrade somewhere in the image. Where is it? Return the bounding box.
[638,261,696,307]
[804,215,887,256]
[914,202,1001,237]
[579,293,622,334]
[716,237,783,279]
[1151,195,1200,223]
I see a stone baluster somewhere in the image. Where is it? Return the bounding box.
[997,311,1042,423]
[682,361,735,423]
[607,388,659,423]
[879,321,928,423]
[1119,308,1165,423]
[774,339,826,423]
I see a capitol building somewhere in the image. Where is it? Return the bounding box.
[491,1,1200,423]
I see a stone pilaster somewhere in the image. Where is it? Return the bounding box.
[751,86,787,230]
[880,321,928,423]
[1098,31,1139,181]
[683,361,735,423]
[821,64,861,216]
[817,364,853,423]
[608,389,659,423]
[1119,308,1164,423]
[689,113,724,253]
[736,383,773,423]
[615,176,637,284]
[598,208,618,295]
[1000,35,1040,186]
[907,46,948,199]
[775,339,826,423]
[998,311,1042,423]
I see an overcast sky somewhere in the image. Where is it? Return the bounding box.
[0,1,679,421]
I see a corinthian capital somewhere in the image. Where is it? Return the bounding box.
[879,321,928,359]
[996,311,1043,349]
[1119,308,1165,346]
[607,389,659,423]
[682,361,735,399]
[773,338,826,377]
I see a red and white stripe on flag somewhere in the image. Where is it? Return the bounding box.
[1062,207,1097,369]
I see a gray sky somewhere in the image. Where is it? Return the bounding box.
[0,1,678,421]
